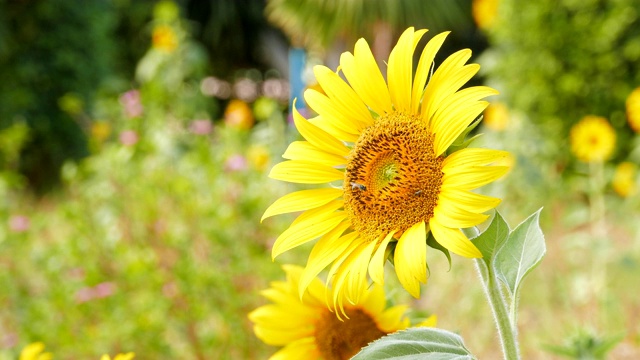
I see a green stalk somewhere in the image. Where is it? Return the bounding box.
[475,259,521,360]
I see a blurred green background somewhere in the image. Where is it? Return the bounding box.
[1,0,639,358]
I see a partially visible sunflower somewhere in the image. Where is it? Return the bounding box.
[152,25,178,53]
[263,27,509,311]
[626,87,640,133]
[483,102,509,131]
[249,265,436,360]
[472,0,499,30]
[569,115,616,163]
[100,353,135,360]
[612,161,638,198]
[19,343,52,360]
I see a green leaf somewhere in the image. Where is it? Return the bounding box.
[352,327,476,360]
[427,231,452,269]
[471,211,510,267]
[494,208,546,298]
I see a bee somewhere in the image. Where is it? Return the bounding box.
[350,182,367,191]
[414,190,423,196]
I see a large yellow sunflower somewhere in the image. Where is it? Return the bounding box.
[569,115,616,163]
[263,27,509,310]
[249,265,436,360]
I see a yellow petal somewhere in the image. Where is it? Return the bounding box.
[304,89,364,135]
[377,304,410,333]
[359,284,387,315]
[269,160,343,184]
[309,115,360,143]
[442,165,510,191]
[433,201,489,228]
[393,221,427,298]
[433,101,490,156]
[298,222,353,299]
[253,325,311,346]
[340,41,392,116]
[290,200,343,227]
[414,314,438,327]
[282,141,346,167]
[388,27,419,112]
[248,305,318,329]
[270,337,320,360]
[443,148,510,169]
[272,211,347,259]
[313,65,373,129]
[262,188,343,222]
[422,49,478,123]
[330,241,373,307]
[412,32,449,113]
[282,263,329,307]
[429,218,482,258]
[292,102,351,157]
[368,231,394,285]
[346,240,377,304]
[437,188,501,213]
[431,87,499,155]
[326,238,363,316]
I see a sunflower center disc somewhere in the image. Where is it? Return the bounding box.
[315,308,386,360]
[344,112,444,243]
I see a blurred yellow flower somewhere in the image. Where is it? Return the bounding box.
[626,87,640,133]
[263,28,509,312]
[19,342,52,360]
[483,102,509,131]
[91,121,111,143]
[569,115,616,163]
[249,264,436,360]
[472,0,499,30]
[247,145,270,171]
[612,162,638,197]
[224,99,255,130]
[152,25,178,53]
[100,353,135,360]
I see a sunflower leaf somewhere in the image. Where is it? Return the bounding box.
[494,208,546,299]
[446,115,483,154]
[471,211,510,267]
[352,327,476,360]
[427,231,451,269]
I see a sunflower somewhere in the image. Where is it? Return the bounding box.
[19,343,52,360]
[612,161,638,198]
[100,354,135,360]
[569,115,616,163]
[249,265,436,360]
[472,0,500,30]
[483,102,509,131]
[152,25,178,53]
[626,87,640,133]
[263,27,509,310]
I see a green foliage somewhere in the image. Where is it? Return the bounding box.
[0,0,120,192]
[494,210,546,301]
[544,329,625,359]
[352,327,475,360]
[266,0,473,49]
[0,3,293,357]
[483,0,640,163]
[473,210,546,326]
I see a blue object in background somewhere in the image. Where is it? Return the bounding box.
[288,47,307,113]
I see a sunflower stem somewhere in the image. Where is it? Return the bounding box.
[475,259,520,360]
